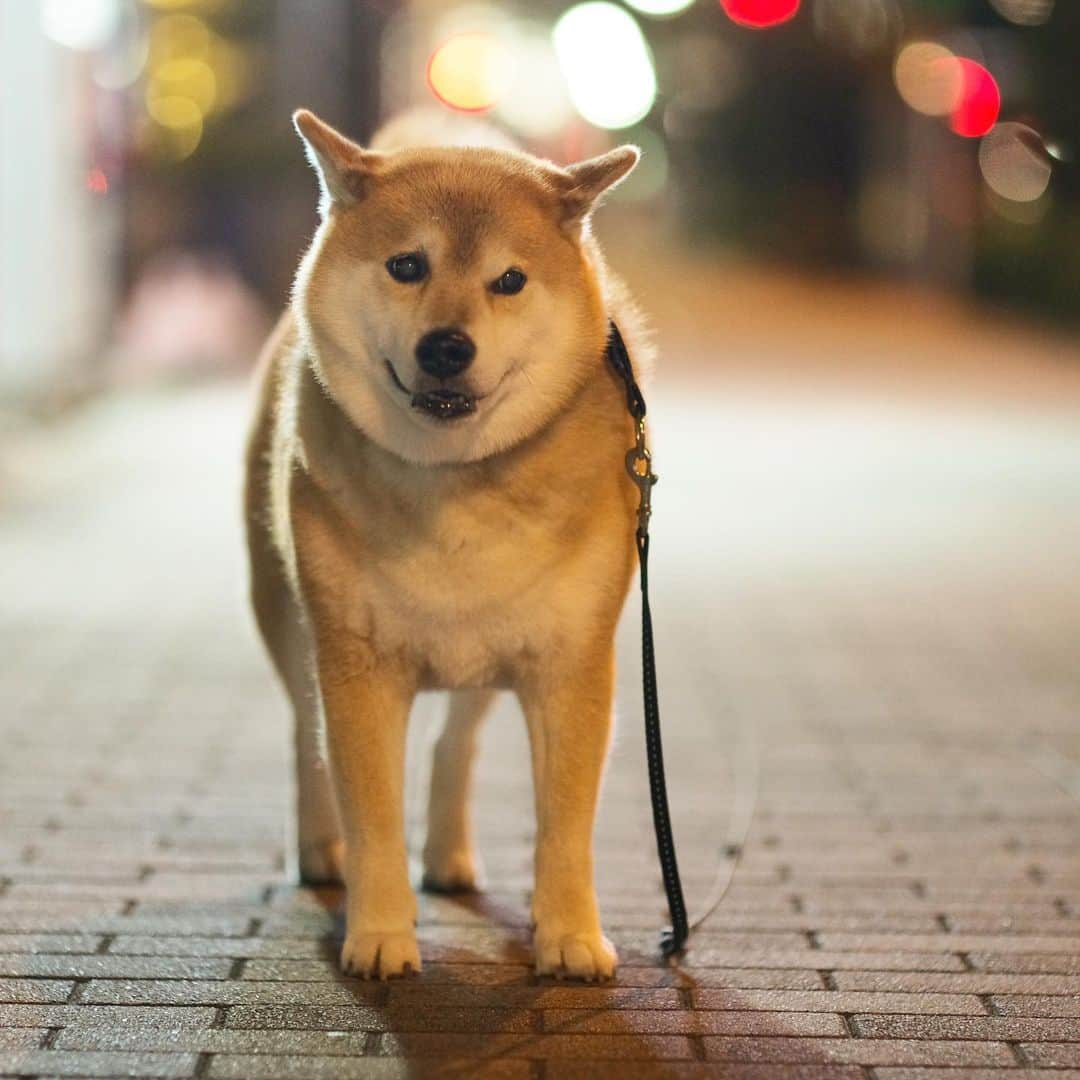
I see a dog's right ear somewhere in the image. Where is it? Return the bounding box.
[293,109,382,217]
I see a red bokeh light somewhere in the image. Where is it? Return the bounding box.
[720,0,800,29]
[85,168,108,196]
[948,58,1000,138]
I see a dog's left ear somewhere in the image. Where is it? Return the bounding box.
[557,146,640,227]
[293,109,384,218]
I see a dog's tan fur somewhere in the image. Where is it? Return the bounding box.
[245,109,650,980]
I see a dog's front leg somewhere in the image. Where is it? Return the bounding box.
[519,645,617,980]
[315,647,420,979]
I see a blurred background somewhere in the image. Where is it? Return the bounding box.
[2,0,1079,405]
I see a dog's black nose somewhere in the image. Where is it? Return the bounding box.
[415,328,475,379]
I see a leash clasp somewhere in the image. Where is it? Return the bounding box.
[625,417,658,537]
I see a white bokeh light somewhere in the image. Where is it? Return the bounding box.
[987,0,1054,26]
[624,0,697,17]
[494,26,574,137]
[553,3,657,130]
[41,0,120,51]
[979,123,1053,204]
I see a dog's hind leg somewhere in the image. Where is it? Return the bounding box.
[246,453,341,883]
[290,652,344,885]
[251,569,343,885]
[422,689,496,893]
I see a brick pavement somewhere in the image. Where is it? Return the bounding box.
[1,377,1079,1078]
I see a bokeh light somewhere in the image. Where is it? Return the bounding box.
[140,12,249,161]
[979,122,1052,203]
[91,11,148,91]
[427,32,510,113]
[553,3,657,130]
[948,59,1000,138]
[40,0,121,51]
[624,0,698,16]
[987,0,1054,27]
[148,58,217,115]
[812,0,901,56]
[893,42,961,117]
[85,168,109,197]
[719,0,800,30]
[493,26,574,137]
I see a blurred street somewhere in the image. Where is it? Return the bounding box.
[2,271,1080,1075]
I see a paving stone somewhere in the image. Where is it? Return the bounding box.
[55,1028,372,1054]
[80,979,382,1006]
[540,1008,845,1035]
[969,952,1080,974]
[0,979,73,1004]
[701,1037,1016,1066]
[691,990,985,1014]
[666,967,825,989]
[224,1003,541,1034]
[682,948,966,972]
[377,1032,696,1058]
[0,1049,198,1077]
[108,937,326,959]
[0,1028,46,1050]
[224,1005,388,1031]
[207,1057,530,1079]
[833,971,1080,994]
[0,955,232,980]
[990,995,1080,1018]
[853,1014,1080,1040]
[819,932,1080,954]
[875,1071,1080,1080]
[387,985,682,1009]
[1023,1043,1080,1067]
[0,915,252,936]
[553,1068,867,1080]
[0,1005,217,1029]
[0,936,103,955]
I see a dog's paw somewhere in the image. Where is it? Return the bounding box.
[421,848,481,894]
[297,838,344,886]
[534,928,617,981]
[340,929,421,980]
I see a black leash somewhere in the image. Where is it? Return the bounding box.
[605,320,689,958]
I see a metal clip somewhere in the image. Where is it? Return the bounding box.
[625,418,658,536]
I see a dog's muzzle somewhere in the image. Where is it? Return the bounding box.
[386,361,477,422]
[411,388,476,420]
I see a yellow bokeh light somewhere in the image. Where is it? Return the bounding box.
[148,58,217,114]
[143,0,231,10]
[146,93,202,131]
[149,14,211,64]
[427,32,510,112]
[893,41,962,117]
[146,95,204,161]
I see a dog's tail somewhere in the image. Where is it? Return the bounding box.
[369,107,518,154]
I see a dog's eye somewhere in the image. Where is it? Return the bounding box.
[386,253,427,284]
[491,268,527,295]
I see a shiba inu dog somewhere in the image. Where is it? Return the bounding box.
[244,107,651,980]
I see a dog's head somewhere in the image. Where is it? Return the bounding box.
[291,110,638,466]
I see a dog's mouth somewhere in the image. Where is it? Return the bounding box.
[385,362,478,422]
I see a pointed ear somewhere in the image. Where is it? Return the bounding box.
[558,145,640,225]
[292,109,382,217]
